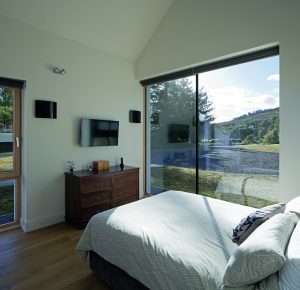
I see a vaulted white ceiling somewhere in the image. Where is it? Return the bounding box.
[0,0,173,60]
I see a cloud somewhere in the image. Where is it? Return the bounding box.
[260,94,278,106]
[207,86,279,123]
[273,87,279,95]
[267,74,280,81]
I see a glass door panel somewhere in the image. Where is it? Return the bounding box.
[147,77,196,195]
[0,86,21,227]
[0,87,14,172]
[0,179,16,225]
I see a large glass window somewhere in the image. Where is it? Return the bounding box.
[146,52,279,208]
[198,56,279,207]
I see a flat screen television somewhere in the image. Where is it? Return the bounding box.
[168,124,189,143]
[80,118,119,146]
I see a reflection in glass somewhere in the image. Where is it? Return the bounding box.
[148,77,196,195]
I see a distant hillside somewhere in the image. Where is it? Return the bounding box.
[210,108,279,144]
[219,108,279,126]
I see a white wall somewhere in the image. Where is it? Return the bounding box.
[136,0,300,203]
[0,15,143,232]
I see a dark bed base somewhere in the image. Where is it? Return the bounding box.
[89,251,149,290]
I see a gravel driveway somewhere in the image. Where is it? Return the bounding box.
[152,146,279,176]
[200,147,279,176]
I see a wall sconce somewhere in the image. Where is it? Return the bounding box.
[129,110,141,123]
[53,66,66,75]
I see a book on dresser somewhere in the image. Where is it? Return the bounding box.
[65,165,139,228]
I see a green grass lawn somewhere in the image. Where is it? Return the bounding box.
[159,143,280,154]
[0,156,14,216]
[0,155,13,172]
[0,185,14,215]
[231,144,279,153]
[151,166,277,208]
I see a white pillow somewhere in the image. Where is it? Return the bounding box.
[223,273,280,290]
[232,203,286,244]
[279,221,300,290]
[223,212,298,287]
[285,196,300,217]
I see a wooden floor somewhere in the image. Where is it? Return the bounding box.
[0,223,110,290]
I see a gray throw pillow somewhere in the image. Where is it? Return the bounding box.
[232,203,285,244]
[223,212,298,287]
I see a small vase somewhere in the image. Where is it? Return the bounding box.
[69,168,74,174]
[120,157,124,170]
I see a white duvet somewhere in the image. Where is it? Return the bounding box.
[76,190,254,290]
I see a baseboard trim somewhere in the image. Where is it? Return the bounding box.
[22,211,65,232]
[0,224,20,233]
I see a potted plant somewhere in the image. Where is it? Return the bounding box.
[67,160,75,173]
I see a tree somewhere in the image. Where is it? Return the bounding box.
[149,79,215,145]
[0,106,13,127]
[198,87,215,123]
[0,88,13,106]
[244,134,255,145]
[0,87,13,131]
[263,128,279,144]
[149,78,215,127]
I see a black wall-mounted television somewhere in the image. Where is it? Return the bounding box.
[168,124,189,143]
[80,118,119,146]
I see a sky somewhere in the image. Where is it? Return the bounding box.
[197,55,279,123]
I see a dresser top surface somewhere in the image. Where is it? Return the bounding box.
[65,165,139,178]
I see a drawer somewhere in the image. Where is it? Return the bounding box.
[111,195,138,208]
[82,203,110,223]
[81,190,111,208]
[113,173,137,186]
[80,178,111,194]
[112,184,137,200]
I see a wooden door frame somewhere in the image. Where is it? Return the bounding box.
[0,86,22,229]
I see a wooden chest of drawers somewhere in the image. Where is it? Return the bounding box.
[65,166,139,228]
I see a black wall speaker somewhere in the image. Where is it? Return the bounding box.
[35,100,57,119]
[129,110,141,123]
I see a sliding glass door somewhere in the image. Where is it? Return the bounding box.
[145,50,279,208]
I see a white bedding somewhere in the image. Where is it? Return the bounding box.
[76,190,254,290]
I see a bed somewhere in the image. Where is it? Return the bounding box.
[76,190,300,290]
